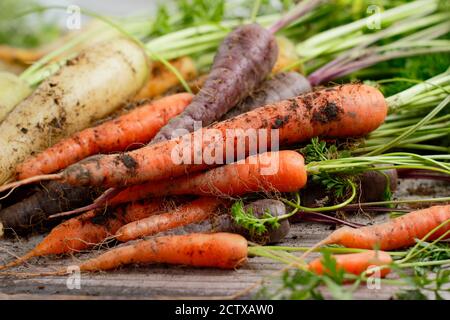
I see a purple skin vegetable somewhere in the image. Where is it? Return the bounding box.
[0,181,100,236]
[222,72,312,120]
[358,168,398,202]
[151,24,278,143]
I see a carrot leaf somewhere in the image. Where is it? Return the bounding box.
[231,200,281,236]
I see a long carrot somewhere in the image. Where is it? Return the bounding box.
[0,84,387,191]
[0,199,166,270]
[311,205,450,251]
[78,232,248,271]
[106,150,307,206]
[16,93,193,179]
[308,250,392,277]
[115,197,229,242]
[48,150,306,218]
[78,237,392,274]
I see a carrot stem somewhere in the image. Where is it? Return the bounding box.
[282,180,356,213]
[268,0,321,34]
[366,96,450,156]
[398,259,450,269]
[398,222,450,264]
[260,246,406,256]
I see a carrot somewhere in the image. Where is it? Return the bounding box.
[78,232,248,271]
[50,150,306,218]
[222,72,311,120]
[0,45,44,66]
[308,250,392,277]
[0,84,387,191]
[115,197,229,242]
[0,182,99,236]
[149,0,321,143]
[162,199,290,245]
[314,205,450,251]
[108,151,307,205]
[0,199,166,270]
[150,23,278,144]
[133,57,197,100]
[15,93,193,179]
[0,38,149,184]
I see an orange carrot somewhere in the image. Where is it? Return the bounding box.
[116,197,229,242]
[1,84,386,191]
[0,199,166,270]
[133,57,197,100]
[108,150,307,206]
[316,205,450,251]
[16,93,193,179]
[308,250,392,277]
[78,232,248,271]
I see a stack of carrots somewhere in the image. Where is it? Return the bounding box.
[0,0,449,296]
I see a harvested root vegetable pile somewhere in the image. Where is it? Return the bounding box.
[0,0,449,301]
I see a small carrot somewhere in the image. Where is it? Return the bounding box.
[308,250,392,277]
[106,150,307,205]
[116,197,229,242]
[16,93,193,179]
[133,57,197,100]
[0,84,387,192]
[0,199,166,270]
[312,205,450,251]
[78,232,248,271]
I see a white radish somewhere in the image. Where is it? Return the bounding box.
[0,37,149,184]
[0,72,32,122]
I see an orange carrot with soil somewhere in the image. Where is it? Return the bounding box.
[0,199,167,270]
[103,151,308,205]
[48,150,307,218]
[115,197,229,242]
[0,84,387,194]
[16,93,193,179]
[78,232,248,271]
[308,250,392,277]
[308,205,450,252]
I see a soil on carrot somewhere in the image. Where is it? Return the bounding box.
[311,101,343,124]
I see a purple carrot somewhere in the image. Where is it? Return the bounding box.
[150,23,278,143]
[222,72,311,120]
[151,0,321,143]
[0,182,100,236]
